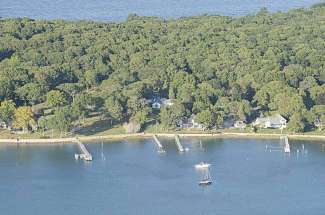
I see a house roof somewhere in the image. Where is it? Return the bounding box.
[255,114,287,125]
[147,96,171,104]
[268,114,287,124]
[235,121,246,125]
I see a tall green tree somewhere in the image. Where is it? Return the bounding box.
[105,96,124,123]
[0,100,16,127]
[288,112,306,133]
[46,90,68,108]
[160,103,185,129]
[13,106,35,132]
[195,109,215,129]
[49,106,72,135]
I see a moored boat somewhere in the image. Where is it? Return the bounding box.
[199,180,213,186]
[198,165,213,186]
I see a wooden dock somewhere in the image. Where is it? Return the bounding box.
[281,135,290,153]
[265,135,290,153]
[74,138,93,161]
[153,135,166,153]
[174,134,184,152]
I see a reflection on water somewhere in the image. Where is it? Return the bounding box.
[0,138,325,215]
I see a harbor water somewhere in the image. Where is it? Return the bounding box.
[0,138,325,215]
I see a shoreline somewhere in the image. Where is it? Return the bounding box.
[0,132,325,144]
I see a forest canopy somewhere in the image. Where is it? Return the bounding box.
[0,5,325,134]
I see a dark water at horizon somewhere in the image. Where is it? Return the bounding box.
[0,0,322,22]
[0,138,325,215]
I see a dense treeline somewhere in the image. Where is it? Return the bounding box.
[0,5,325,134]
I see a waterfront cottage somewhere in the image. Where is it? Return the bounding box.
[178,114,203,130]
[253,114,287,129]
[151,100,161,109]
[234,121,246,129]
[147,96,174,109]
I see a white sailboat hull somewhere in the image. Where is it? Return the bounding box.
[199,180,213,186]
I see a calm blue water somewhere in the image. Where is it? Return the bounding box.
[0,0,322,21]
[0,138,325,215]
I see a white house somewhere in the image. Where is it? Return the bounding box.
[253,114,287,129]
[178,114,203,130]
[148,97,174,110]
[151,101,161,109]
[234,121,246,129]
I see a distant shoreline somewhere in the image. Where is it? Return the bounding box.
[0,132,325,144]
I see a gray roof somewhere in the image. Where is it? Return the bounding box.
[255,114,287,125]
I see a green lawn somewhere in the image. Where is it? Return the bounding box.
[0,116,323,139]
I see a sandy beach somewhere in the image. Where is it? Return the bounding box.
[0,132,324,144]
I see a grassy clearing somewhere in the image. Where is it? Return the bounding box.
[0,115,323,140]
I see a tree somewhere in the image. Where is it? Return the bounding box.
[193,82,216,113]
[270,92,305,118]
[282,64,305,88]
[37,116,49,135]
[254,81,295,110]
[13,106,35,132]
[105,96,124,123]
[230,83,242,101]
[57,83,85,101]
[0,100,16,128]
[130,107,151,131]
[1,10,325,133]
[236,100,252,122]
[288,112,306,133]
[15,83,48,105]
[319,115,325,131]
[215,97,231,114]
[71,93,93,123]
[299,76,318,91]
[311,105,325,116]
[310,85,325,105]
[311,105,325,130]
[46,90,68,108]
[126,97,148,118]
[160,103,185,129]
[177,83,195,104]
[215,110,225,128]
[195,109,215,129]
[49,106,72,136]
[84,70,99,88]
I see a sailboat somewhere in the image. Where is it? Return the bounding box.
[199,167,213,186]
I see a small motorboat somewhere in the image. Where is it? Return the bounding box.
[194,162,211,169]
[198,167,213,186]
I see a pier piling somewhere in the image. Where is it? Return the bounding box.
[153,135,166,153]
[281,135,290,153]
[74,138,93,161]
[174,134,184,152]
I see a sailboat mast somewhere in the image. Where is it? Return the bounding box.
[201,168,210,180]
